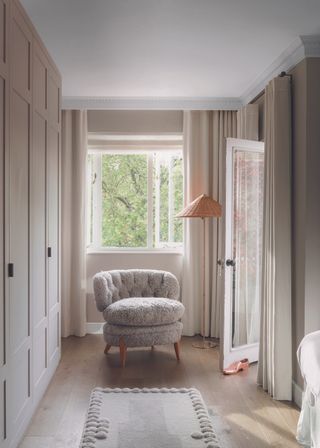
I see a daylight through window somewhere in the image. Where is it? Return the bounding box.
[87,149,183,250]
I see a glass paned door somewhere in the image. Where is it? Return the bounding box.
[222,138,264,369]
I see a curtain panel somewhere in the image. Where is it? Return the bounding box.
[61,110,88,338]
[237,104,259,141]
[257,77,292,400]
[182,111,237,337]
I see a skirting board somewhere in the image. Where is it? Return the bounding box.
[86,322,104,334]
[293,380,303,409]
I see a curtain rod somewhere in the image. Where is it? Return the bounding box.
[250,90,265,104]
[279,71,293,80]
[250,71,293,104]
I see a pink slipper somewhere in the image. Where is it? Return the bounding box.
[223,358,249,375]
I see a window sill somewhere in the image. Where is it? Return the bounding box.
[87,249,184,255]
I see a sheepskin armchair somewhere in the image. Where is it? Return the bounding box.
[93,269,184,367]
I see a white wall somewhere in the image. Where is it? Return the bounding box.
[88,110,183,134]
[86,110,184,325]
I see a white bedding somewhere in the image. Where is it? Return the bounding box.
[297,330,320,447]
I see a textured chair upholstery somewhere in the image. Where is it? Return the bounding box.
[94,269,180,310]
[104,297,184,326]
[93,269,184,365]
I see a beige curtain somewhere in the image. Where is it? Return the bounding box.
[257,77,292,400]
[182,111,237,337]
[61,110,88,337]
[237,104,259,140]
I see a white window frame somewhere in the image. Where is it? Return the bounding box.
[87,148,183,254]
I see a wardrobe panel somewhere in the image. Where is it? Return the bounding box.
[0,76,5,369]
[47,73,59,125]
[31,111,46,326]
[1,1,61,446]
[33,324,46,387]
[0,0,6,68]
[47,127,59,312]
[11,8,31,101]
[33,48,47,116]
[48,311,59,361]
[0,380,5,443]
[10,91,29,353]
[0,73,5,447]
[11,348,30,426]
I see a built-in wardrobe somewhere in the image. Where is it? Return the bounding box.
[0,0,61,446]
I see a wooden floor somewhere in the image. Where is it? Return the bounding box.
[20,335,300,448]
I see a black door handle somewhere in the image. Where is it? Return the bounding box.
[226,259,235,267]
[48,247,52,258]
[8,263,14,277]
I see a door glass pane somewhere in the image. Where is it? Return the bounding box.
[232,149,264,347]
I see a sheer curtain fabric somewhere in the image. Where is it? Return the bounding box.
[257,77,292,400]
[182,111,237,337]
[232,150,264,347]
[61,110,88,337]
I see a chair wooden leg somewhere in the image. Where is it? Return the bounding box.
[104,344,111,355]
[151,345,154,350]
[174,341,180,361]
[119,338,127,368]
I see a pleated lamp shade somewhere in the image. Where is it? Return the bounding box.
[176,193,222,218]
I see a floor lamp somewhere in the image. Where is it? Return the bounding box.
[176,194,222,349]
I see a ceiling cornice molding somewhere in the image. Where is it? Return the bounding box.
[61,96,242,111]
[300,35,320,57]
[241,35,320,105]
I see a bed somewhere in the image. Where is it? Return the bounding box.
[297,330,320,447]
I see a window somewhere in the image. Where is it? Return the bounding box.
[87,141,183,251]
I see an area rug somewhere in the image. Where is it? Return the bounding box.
[80,387,221,448]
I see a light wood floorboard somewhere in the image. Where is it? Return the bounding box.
[19,335,300,448]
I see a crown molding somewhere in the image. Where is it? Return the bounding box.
[300,34,320,57]
[241,35,320,105]
[61,96,242,111]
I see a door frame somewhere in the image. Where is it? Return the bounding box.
[221,138,264,370]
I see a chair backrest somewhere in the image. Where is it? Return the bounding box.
[93,269,180,312]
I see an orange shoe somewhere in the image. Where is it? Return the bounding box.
[223,358,249,375]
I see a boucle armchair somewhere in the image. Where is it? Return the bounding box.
[93,269,184,367]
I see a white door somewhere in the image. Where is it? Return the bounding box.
[222,138,264,369]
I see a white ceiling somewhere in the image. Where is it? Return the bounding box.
[21,0,320,102]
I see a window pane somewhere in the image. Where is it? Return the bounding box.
[153,153,183,247]
[159,161,169,242]
[101,154,148,247]
[172,157,183,243]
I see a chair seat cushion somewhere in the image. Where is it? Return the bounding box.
[103,297,185,326]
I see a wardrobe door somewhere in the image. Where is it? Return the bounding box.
[0,0,8,444]
[47,70,60,365]
[8,2,32,438]
[31,41,48,400]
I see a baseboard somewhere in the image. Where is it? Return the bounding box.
[292,380,303,409]
[86,322,104,334]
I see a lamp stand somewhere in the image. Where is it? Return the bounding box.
[192,217,217,349]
